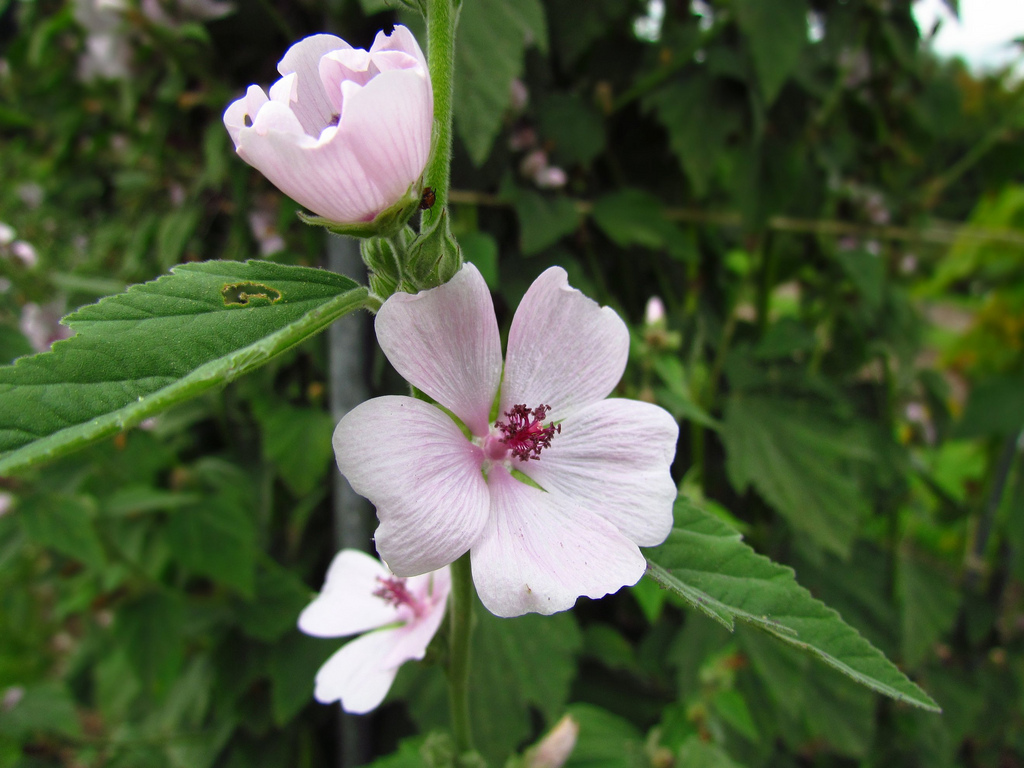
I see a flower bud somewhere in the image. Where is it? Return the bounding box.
[224,26,433,232]
[526,715,579,768]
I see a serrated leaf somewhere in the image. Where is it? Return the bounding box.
[722,394,871,556]
[454,0,547,164]
[733,0,807,105]
[644,498,940,712]
[0,260,366,475]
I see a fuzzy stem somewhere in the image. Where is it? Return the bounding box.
[447,551,475,754]
[424,0,458,217]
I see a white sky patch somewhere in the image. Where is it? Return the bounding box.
[913,0,1024,74]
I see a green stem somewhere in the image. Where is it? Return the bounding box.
[447,551,475,754]
[424,0,458,217]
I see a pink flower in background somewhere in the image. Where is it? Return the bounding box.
[224,26,432,225]
[298,549,449,714]
[334,265,678,618]
[20,302,74,353]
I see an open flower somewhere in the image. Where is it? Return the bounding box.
[334,265,678,618]
[224,26,432,226]
[298,549,449,714]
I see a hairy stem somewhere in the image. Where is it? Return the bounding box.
[424,0,458,218]
[447,551,475,754]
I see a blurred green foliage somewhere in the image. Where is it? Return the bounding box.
[1,0,1024,766]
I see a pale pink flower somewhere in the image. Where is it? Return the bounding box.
[298,549,449,714]
[224,27,432,225]
[334,265,678,618]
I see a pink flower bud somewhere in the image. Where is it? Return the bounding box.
[224,27,432,225]
[527,715,579,768]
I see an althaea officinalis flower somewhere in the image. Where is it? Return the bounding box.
[298,549,449,714]
[334,264,679,618]
[223,26,432,226]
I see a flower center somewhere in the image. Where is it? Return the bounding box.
[373,576,422,617]
[494,404,560,461]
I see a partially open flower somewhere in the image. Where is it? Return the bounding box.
[298,549,449,714]
[224,26,432,228]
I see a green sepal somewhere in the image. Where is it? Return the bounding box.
[297,184,422,240]
[361,227,416,301]
[405,208,463,291]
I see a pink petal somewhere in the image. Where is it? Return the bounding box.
[370,24,427,70]
[375,265,502,436]
[277,33,350,135]
[231,66,431,223]
[501,268,629,420]
[471,466,647,617]
[223,84,269,146]
[519,399,678,547]
[334,396,490,576]
[313,628,404,714]
[298,549,399,639]
[380,579,449,669]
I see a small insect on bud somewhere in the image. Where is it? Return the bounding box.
[419,186,436,210]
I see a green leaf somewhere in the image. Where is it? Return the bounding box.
[644,498,940,712]
[510,188,581,255]
[592,189,693,261]
[235,560,311,642]
[18,493,106,569]
[536,93,606,168]
[404,608,581,766]
[458,231,500,288]
[0,260,367,475]
[116,592,186,695]
[563,703,645,768]
[643,77,740,198]
[254,401,335,497]
[167,485,258,597]
[268,631,335,726]
[740,629,876,757]
[0,681,82,741]
[897,551,960,668]
[454,0,547,164]
[722,394,872,556]
[733,0,807,105]
[676,737,744,768]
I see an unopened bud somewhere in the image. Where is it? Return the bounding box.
[526,715,579,768]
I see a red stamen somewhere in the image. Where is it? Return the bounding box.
[496,404,561,461]
[373,576,418,611]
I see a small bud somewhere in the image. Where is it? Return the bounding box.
[526,715,579,768]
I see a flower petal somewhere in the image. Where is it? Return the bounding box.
[334,396,490,576]
[501,267,629,419]
[277,33,349,135]
[471,466,646,617]
[230,66,431,223]
[223,84,269,146]
[520,399,678,547]
[380,578,449,669]
[313,628,404,714]
[298,549,399,638]
[370,24,427,71]
[375,264,502,436]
